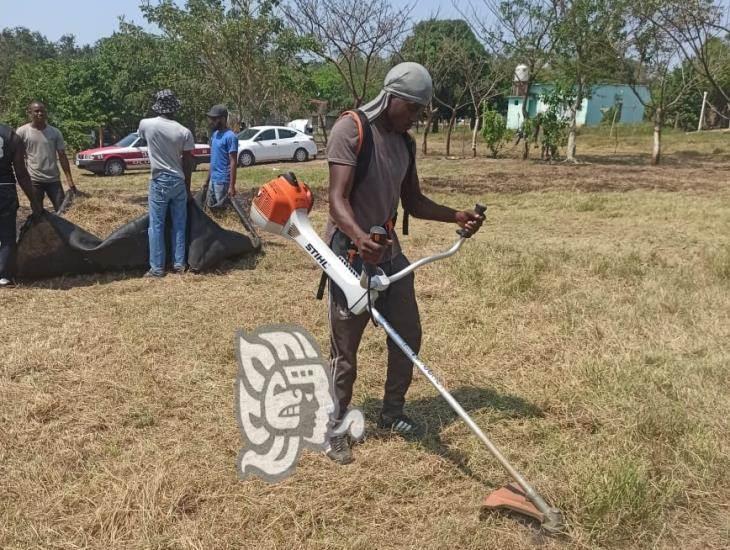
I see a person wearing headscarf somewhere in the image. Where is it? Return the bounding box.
[138,89,195,278]
[324,62,484,464]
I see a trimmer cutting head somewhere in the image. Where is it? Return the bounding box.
[482,483,564,534]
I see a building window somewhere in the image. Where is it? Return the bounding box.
[515,100,519,105]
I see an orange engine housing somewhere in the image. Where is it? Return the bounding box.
[252,173,313,226]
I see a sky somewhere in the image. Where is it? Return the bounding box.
[0,0,464,45]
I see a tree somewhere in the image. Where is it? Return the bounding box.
[283,0,413,108]
[465,0,556,159]
[142,0,308,126]
[0,28,62,117]
[401,19,494,156]
[464,54,506,157]
[400,18,448,155]
[623,3,699,164]
[640,1,729,114]
[549,0,627,162]
[90,21,192,138]
[307,62,351,113]
[4,58,106,150]
[1,20,212,149]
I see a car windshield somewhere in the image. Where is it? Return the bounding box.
[237,129,259,140]
[115,133,139,147]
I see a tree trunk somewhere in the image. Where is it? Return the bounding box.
[652,108,662,165]
[471,115,480,158]
[566,93,581,162]
[422,102,434,156]
[521,82,531,160]
[565,79,586,162]
[609,106,619,139]
[446,110,457,157]
[319,114,328,146]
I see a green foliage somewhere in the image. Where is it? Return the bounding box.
[141,0,310,125]
[480,105,513,158]
[2,21,185,149]
[600,105,620,125]
[306,63,351,112]
[401,19,488,117]
[303,59,386,114]
[550,0,627,85]
[3,58,104,150]
[0,28,56,106]
[534,87,571,159]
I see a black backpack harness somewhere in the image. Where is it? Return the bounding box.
[316,109,416,300]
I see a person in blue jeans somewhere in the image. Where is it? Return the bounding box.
[138,90,195,277]
[205,104,237,208]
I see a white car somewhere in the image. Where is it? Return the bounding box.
[236,126,318,167]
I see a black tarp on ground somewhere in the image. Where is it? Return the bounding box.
[16,195,260,280]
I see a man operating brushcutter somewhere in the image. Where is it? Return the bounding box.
[324,62,484,464]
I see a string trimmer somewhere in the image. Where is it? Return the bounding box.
[249,172,564,533]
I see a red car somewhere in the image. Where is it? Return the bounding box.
[75,132,211,176]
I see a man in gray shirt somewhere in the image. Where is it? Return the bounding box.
[324,63,484,464]
[137,89,195,278]
[16,101,77,212]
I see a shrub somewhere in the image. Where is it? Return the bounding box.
[480,106,513,158]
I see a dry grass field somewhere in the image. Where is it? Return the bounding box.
[1,127,729,549]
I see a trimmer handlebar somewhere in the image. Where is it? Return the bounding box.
[361,203,486,290]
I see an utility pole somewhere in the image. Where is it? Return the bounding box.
[697,91,708,132]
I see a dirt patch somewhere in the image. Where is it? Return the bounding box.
[421,161,727,194]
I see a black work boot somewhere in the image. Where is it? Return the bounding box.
[377,413,424,439]
[325,433,353,465]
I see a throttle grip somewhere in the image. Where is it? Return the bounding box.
[364,226,388,276]
[370,226,388,244]
[457,203,487,238]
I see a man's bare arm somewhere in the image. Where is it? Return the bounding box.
[183,150,194,196]
[401,166,484,236]
[57,150,76,190]
[228,151,237,196]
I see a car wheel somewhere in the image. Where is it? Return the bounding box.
[105,158,125,176]
[238,151,255,167]
[294,148,308,162]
